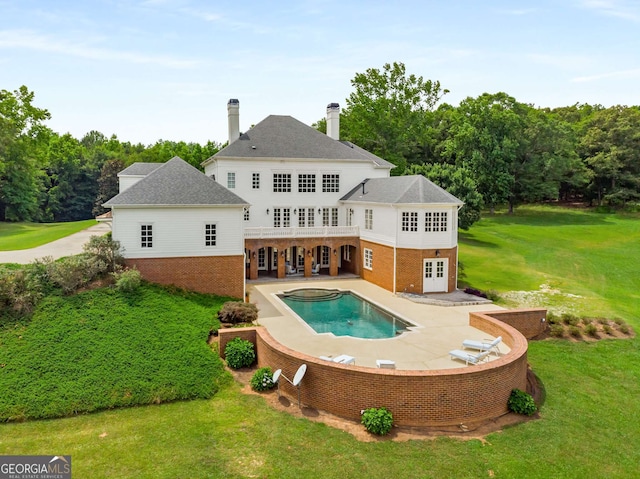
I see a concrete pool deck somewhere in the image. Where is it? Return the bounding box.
[248,279,510,370]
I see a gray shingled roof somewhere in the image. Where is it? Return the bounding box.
[340,175,463,205]
[118,162,164,176]
[103,157,248,207]
[210,115,394,168]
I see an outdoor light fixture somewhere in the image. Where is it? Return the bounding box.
[293,208,297,214]
[333,249,337,255]
[266,208,269,215]
[435,250,441,257]
[252,252,256,259]
[318,208,321,214]
[281,251,285,257]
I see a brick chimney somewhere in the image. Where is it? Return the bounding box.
[227,99,240,144]
[326,102,340,140]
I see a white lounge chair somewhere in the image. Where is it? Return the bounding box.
[311,263,320,275]
[449,349,491,365]
[376,359,396,369]
[462,336,502,356]
[286,264,297,275]
[319,354,355,365]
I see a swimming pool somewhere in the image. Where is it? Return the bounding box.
[277,288,414,339]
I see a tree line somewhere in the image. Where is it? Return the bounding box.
[317,62,640,227]
[3,65,640,227]
[0,86,221,222]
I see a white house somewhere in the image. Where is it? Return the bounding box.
[102,100,463,298]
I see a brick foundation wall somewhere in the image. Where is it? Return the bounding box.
[359,240,394,291]
[471,309,547,339]
[218,315,529,427]
[396,247,457,294]
[126,255,244,298]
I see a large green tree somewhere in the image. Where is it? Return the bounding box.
[0,86,51,221]
[339,62,448,173]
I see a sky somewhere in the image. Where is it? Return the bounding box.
[1,0,640,146]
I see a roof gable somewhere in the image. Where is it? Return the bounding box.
[104,157,248,207]
[340,175,463,205]
[118,162,163,176]
[211,115,393,168]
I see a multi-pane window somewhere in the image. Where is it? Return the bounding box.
[252,173,260,189]
[321,246,330,266]
[141,224,153,248]
[243,208,250,221]
[257,249,266,269]
[227,172,235,189]
[205,224,216,246]
[425,211,448,232]
[298,174,316,192]
[346,208,353,226]
[306,207,315,227]
[297,207,315,227]
[402,211,418,232]
[273,208,291,227]
[365,209,373,230]
[343,247,351,262]
[364,248,373,270]
[273,173,291,192]
[321,207,338,226]
[322,174,340,192]
[331,208,338,226]
[322,208,329,226]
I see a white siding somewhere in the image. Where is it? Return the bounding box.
[396,206,459,249]
[207,157,388,228]
[353,204,397,246]
[111,206,244,258]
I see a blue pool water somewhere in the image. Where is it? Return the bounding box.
[278,289,412,339]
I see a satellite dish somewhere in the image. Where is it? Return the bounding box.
[292,364,307,386]
[272,369,282,384]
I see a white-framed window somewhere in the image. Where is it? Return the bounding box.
[204,223,216,246]
[227,172,236,189]
[322,174,339,192]
[365,209,373,230]
[243,208,250,221]
[402,211,418,232]
[258,248,266,269]
[321,246,330,267]
[331,207,338,226]
[273,173,291,192]
[252,172,260,189]
[297,207,315,227]
[273,208,291,227]
[307,207,315,227]
[343,247,351,262]
[346,208,353,226]
[425,211,448,232]
[298,174,316,193]
[141,224,153,248]
[364,248,373,270]
[321,207,339,227]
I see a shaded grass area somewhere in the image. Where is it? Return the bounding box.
[0,283,232,421]
[0,219,97,251]
[459,205,640,321]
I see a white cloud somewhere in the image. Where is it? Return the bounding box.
[572,67,640,82]
[579,0,640,22]
[0,29,199,68]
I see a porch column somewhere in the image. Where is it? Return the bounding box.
[329,247,338,276]
[304,249,312,277]
[277,252,286,279]
[249,251,258,280]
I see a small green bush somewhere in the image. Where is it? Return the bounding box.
[361,407,393,435]
[546,311,559,325]
[619,324,630,335]
[581,316,593,325]
[485,289,500,302]
[614,318,624,326]
[250,367,275,391]
[507,389,536,416]
[224,337,256,369]
[549,324,565,338]
[83,233,124,273]
[568,326,582,338]
[113,268,142,293]
[603,324,613,335]
[561,313,580,326]
[596,317,608,325]
[584,323,598,337]
[218,301,258,325]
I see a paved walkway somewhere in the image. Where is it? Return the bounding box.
[0,223,111,264]
[249,279,507,371]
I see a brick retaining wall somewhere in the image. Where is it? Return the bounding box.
[219,308,535,427]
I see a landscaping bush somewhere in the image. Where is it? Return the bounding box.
[218,301,258,325]
[619,324,631,335]
[463,287,487,299]
[507,389,537,416]
[561,313,580,326]
[568,325,582,338]
[113,268,142,293]
[250,367,276,392]
[581,316,593,325]
[83,233,125,273]
[603,324,613,335]
[549,324,565,338]
[0,283,230,421]
[361,407,393,435]
[224,337,256,369]
[584,323,598,337]
[546,311,559,325]
[46,254,107,294]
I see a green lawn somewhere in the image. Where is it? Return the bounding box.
[0,219,97,250]
[1,206,639,478]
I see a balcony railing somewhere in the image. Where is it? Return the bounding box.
[244,226,359,239]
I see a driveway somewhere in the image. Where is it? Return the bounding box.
[0,223,111,264]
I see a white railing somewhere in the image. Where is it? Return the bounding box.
[244,226,359,239]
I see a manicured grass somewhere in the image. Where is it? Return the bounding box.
[0,219,97,250]
[1,205,640,477]
[459,205,640,321]
[0,283,232,421]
